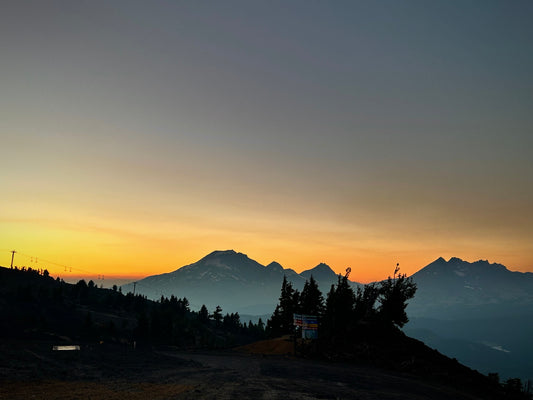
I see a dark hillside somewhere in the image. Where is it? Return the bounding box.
[1,265,530,399]
[0,266,265,348]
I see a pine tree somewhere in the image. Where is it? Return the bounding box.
[268,276,300,336]
[198,304,209,323]
[378,267,417,328]
[299,276,324,317]
[324,275,355,337]
[353,282,380,321]
[181,297,190,312]
[278,276,298,334]
[266,304,283,337]
[257,317,265,332]
[212,305,223,327]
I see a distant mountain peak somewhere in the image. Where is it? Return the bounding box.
[301,262,337,281]
[412,256,528,291]
[313,263,334,271]
[266,262,284,272]
[206,249,237,257]
[431,257,509,272]
[198,250,250,264]
[118,249,358,314]
[448,257,464,264]
[427,257,472,269]
[425,257,447,268]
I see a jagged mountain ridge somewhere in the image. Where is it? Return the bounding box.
[124,252,533,318]
[123,250,358,314]
[404,257,533,381]
[408,256,533,319]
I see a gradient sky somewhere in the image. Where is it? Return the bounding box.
[1,1,532,283]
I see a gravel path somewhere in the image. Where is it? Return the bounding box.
[162,350,485,400]
[0,342,489,399]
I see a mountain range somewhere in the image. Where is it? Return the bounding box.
[122,250,357,315]
[123,251,533,381]
[404,257,533,381]
[408,256,533,319]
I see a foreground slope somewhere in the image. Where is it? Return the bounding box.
[0,264,527,399]
[0,338,507,400]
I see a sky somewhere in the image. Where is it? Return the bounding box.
[1,0,532,283]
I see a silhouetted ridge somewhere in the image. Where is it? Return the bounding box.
[266,262,284,272]
[448,256,464,264]
[0,265,266,353]
[409,257,533,320]
[416,257,513,278]
[205,249,238,257]
[301,263,337,280]
[123,250,362,315]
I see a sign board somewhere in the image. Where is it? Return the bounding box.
[294,314,319,339]
[293,314,318,330]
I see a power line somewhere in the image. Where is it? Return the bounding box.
[4,249,155,291]
[4,249,101,277]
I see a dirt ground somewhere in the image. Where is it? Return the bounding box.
[0,340,490,400]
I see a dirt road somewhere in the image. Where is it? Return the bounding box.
[0,341,489,399]
[163,350,484,400]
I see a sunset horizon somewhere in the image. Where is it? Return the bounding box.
[2,246,530,285]
[2,1,532,286]
[2,2,533,397]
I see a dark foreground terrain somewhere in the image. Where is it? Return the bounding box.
[0,267,522,399]
[0,339,499,400]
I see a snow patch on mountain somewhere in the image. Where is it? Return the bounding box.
[482,342,511,353]
[206,258,233,269]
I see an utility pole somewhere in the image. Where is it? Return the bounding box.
[10,250,16,268]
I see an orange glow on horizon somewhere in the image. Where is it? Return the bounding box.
[2,235,532,285]
[2,201,532,284]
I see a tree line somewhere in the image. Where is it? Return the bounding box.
[266,267,417,342]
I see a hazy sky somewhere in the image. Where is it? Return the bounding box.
[2,0,532,282]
